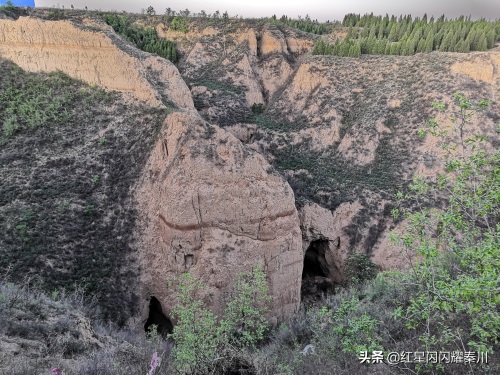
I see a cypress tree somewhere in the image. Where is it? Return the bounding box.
[439,30,453,51]
[377,21,385,38]
[417,37,426,53]
[390,41,401,55]
[486,28,495,49]
[385,43,391,55]
[476,34,488,51]
[388,23,399,41]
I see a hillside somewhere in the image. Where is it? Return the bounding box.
[0,8,499,375]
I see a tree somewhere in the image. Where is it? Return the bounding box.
[219,265,270,348]
[391,94,499,360]
[146,6,155,16]
[312,39,327,55]
[169,266,271,373]
[169,273,219,374]
[424,30,434,52]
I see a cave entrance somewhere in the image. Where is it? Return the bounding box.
[144,296,173,337]
[301,239,335,302]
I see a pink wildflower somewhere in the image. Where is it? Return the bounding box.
[146,352,160,375]
[51,369,64,375]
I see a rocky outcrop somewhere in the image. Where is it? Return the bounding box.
[136,112,303,322]
[0,17,194,109]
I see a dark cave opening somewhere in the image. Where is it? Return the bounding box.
[301,239,335,301]
[144,296,173,337]
[303,239,329,278]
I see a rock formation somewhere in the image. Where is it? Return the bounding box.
[136,112,303,322]
[0,17,194,109]
[2,13,499,328]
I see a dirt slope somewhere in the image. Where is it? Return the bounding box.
[0,16,194,109]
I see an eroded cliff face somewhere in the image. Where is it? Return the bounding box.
[136,112,303,322]
[0,17,194,109]
[3,13,499,326]
[159,21,315,126]
[224,47,500,276]
[0,15,306,323]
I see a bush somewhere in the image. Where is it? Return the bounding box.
[343,252,380,285]
[168,265,270,374]
[0,70,75,137]
[220,264,270,348]
[170,16,189,33]
[390,93,499,369]
[168,273,219,374]
[251,103,265,114]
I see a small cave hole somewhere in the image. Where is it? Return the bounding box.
[144,296,173,337]
[301,239,335,302]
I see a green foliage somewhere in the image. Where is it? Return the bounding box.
[220,265,270,348]
[1,1,15,12]
[251,103,265,114]
[271,14,333,35]
[83,205,95,215]
[313,13,499,57]
[168,273,219,374]
[103,13,179,63]
[170,16,189,33]
[15,210,35,243]
[343,252,380,285]
[47,7,65,20]
[390,93,500,358]
[168,265,270,373]
[0,70,74,137]
[313,296,382,354]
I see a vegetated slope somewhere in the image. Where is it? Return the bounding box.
[249,48,500,262]
[0,15,194,109]
[0,58,170,324]
[154,18,315,126]
[167,15,499,269]
[0,280,172,375]
[0,14,307,326]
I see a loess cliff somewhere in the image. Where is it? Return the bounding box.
[0,12,499,339]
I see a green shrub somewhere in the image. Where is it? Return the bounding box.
[390,93,500,361]
[343,252,380,285]
[251,103,265,114]
[220,264,270,348]
[168,273,219,374]
[168,265,270,373]
[0,72,74,137]
[170,16,189,33]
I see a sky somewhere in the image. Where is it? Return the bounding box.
[33,0,499,22]
[1,0,35,5]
